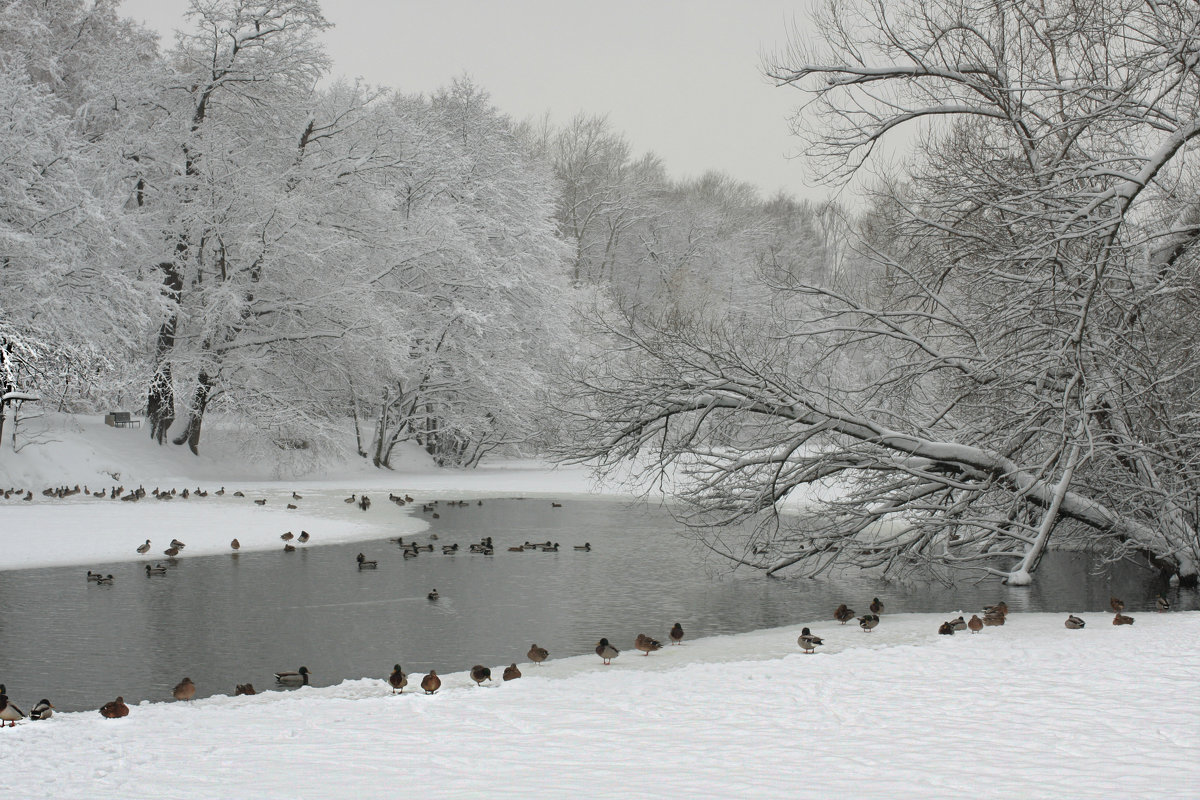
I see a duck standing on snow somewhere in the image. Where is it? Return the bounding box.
[949,615,967,632]
[968,615,984,633]
[527,644,549,666]
[0,693,25,726]
[1156,595,1170,612]
[172,677,196,701]
[470,665,492,686]
[503,663,522,681]
[230,538,240,551]
[137,539,151,554]
[30,699,54,720]
[834,604,855,624]
[275,666,311,686]
[1113,613,1135,626]
[797,627,824,654]
[938,621,955,635]
[388,665,408,694]
[634,633,663,656]
[1110,596,1125,613]
[596,638,620,665]
[869,597,885,614]
[670,622,685,645]
[421,671,441,694]
[1064,615,1086,629]
[99,696,129,718]
[235,684,256,696]
[858,613,880,632]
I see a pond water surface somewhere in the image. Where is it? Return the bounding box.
[0,496,1192,711]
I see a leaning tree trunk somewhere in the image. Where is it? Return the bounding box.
[172,369,213,455]
[147,261,183,445]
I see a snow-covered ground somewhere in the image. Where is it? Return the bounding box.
[0,413,608,570]
[2,611,1196,799]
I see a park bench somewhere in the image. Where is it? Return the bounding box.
[104,411,141,429]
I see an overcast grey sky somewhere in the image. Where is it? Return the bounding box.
[119,0,827,202]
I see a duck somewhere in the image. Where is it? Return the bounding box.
[635,633,663,655]
[797,627,824,653]
[551,502,562,508]
[29,699,54,720]
[949,615,967,632]
[421,671,441,694]
[95,574,115,585]
[297,531,310,544]
[163,547,180,558]
[669,622,684,645]
[254,498,267,506]
[288,504,299,510]
[86,570,103,582]
[402,549,417,559]
[503,663,522,681]
[834,604,855,624]
[292,491,303,500]
[507,546,525,552]
[938,621,956,635]
[172,677,196,701]
[1156,595,1170,612]
[137,539,151,554]
[230,538,240,551]
[281,532,294,541]
[427,589,439,600]
[596,638,619,664]
[1110,596,1125,613]
[356,553,377,569]
[235,684,256,696]
[983,610,1006,626]
[967,614,983,633]
[542,543,559,552]
[984,601,1008,617]
[869,597,884,614]
[388,664,408,694]
[527,644,549,665]
[1113,613,1135,626]
[233,491,245,498]
[283,543,296,552]
[215,487,225,495]
[145,564,168,576]
[441,544,457,554]
[858,614,880,632]
[358,495,371,511]
[470,665,492,686]
[0,694,25,726]
[574,542,591,551]
[274,666,311,686]
[1064,614,1086,629]
[99,696,129,718]
[344,494,356,504]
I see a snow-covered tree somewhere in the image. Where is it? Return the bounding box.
[560,0,1200,586]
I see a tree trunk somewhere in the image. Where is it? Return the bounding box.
[147,261,182,445]
[172,370,213,455]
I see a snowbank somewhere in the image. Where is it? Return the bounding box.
[2,611,1196,799]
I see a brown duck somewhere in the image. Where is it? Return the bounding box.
[388,664,408,694]
[100,696,129,718]
[470,665,492,686]
[634,633,663,655]
[527,644,549,665]
[421,671,441,695]
[834,604,855,624]
[172,677,196,701]
[595,638,619,665]
[669,622,685,645]
[503,663,522,681]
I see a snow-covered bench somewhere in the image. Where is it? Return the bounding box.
[104,411,141,429]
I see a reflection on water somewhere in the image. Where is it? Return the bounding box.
[0,497,1192,711]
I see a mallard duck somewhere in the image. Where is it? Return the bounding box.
[1113,613,1134,626]
[421,671,441,694]
[1110,596,1125,613]
[137,539,151,554]
[170,538,186,549]
[292,491,303,500]
[869,597,884,614]
[574,542,591,551]
[503,663,521,681]
[470,665,492,685]
[95,574,114,585]
[1156,595,1170,612]
[145,564,167,576]
[86,570,103,582]
[281,532,294,541]
[834,604,855,624]
[508,546,524,552]
[344,494,356,504]
[427,589,439,600]
[402,548,417,559]
[254,498,267,506]
[215,487,225,495]
[441,544,457,554]
[596,638,620,664]
[968,614,983,633]
[983,610,1006,626]
[287,503,299,510]
[172,677,196,701]
[230,538,240,551]
[163,547,180,558]
[99,696,129,718]
[388,664,408,694]
[949,615,967,631]
[938,621,955,635]
[233,491,245,497]
[358,495,371,511]
[0,694,25,726]
[297,531,310,544]
[527,644,549,665]
[283,543,296,552]
[29,699,54,720]
[551,502,562,508]
[634,633,663,655]
[797,627,823,653]
[235,684,256,696]
[356,553,377,569]
[1064,614,1086,629]
[984,601,1008,617]
[669,622,684,645]
[858,614,880,632]
[274,666,311,686]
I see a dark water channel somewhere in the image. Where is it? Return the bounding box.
[0,497,1192,711]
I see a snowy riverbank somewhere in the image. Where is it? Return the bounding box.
[0,413,613,571]
[2,611,1197,799]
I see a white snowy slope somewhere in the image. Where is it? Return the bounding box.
[2,612,1196,799]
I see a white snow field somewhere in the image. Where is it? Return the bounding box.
[2,611,1196,799]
